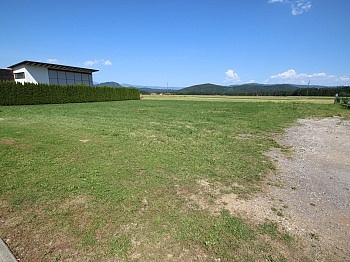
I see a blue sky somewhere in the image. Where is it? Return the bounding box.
[1,0,349,87]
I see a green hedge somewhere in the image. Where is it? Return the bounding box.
[0,81,140,106]
[339,92,350,104]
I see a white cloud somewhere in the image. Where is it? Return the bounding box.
[265,69,350,86]
[84,60,96,66]
[224,69,241,84]
[84,59,112,67]
[291,0,312,15]
[47,58,59,64]
[103,60,112,66]
[339,76,350,82]
[268,0,312,15]
[271,69,297,79]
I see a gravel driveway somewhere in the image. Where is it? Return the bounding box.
[266,117,350,261]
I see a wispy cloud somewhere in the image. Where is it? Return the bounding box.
[264,69,350,86]
[47,58,59,64]
[268,0,312,15]
[224,69,241,84]
[103,60,112,66]
[291,0,312,15]
[84,59,112,67]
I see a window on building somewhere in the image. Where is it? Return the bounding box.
[14,72,25,79]
[48,69,93,86]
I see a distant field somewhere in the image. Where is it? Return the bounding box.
[0,98,349,261]
[144,94,335,104]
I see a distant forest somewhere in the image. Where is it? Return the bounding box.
[96,82,350,97]
[175,83,350,97]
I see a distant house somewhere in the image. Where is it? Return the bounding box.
[7,60,99,86]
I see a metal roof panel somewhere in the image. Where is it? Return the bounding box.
[8,60,99,73]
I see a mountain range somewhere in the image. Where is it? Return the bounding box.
[95,81,332,95]
[95,82,179,93]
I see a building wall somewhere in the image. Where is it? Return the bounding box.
[11,65,93,86]
[12,65,49,84]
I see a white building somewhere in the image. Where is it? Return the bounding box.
[8,60,98,86]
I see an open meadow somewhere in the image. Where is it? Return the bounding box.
[144,94,336,104]
[1,96,349,261]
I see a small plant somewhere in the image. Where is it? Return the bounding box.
[271,207,284,217]
[282,233,293,244]
[309,233,319,240]
[258,220,294,248]
[258,220,278,237]
[276,211,284,217]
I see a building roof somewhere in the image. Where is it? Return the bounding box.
[8,60,99,74]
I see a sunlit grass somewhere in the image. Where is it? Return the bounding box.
[0,98,348,260]
[143,94,334,104]
[144,94,335,104]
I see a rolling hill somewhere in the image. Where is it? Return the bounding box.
[177,83,299,95]
[95,82,122,87]
[95,81,345,96]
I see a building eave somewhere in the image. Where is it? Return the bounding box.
[8,60,99,74]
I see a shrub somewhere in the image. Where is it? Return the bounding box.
[0,81,140,106]
[339,92,350,104]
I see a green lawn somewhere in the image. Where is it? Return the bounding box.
[1,97,348,261]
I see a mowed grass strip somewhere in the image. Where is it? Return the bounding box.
[0,98,348,261]
[144,94,336,104]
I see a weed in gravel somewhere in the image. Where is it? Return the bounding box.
[276,211,284,217]
[258,220,279,237]
[309,233,319,241]
[258,220,293,245]
[271,207,284,217]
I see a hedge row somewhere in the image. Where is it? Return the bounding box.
[0,81,140,106]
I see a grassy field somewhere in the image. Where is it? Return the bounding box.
[144,94,336,104]
[1,96,349,261]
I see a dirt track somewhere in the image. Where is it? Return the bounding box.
[266,117,350,261]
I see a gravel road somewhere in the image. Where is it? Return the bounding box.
[266,117,350,261]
